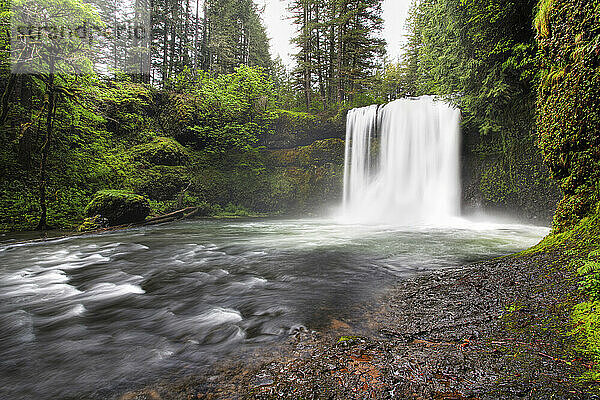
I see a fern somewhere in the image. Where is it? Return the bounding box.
[578,260,600,301]
[578,261,600,276]
[588,249,600,261]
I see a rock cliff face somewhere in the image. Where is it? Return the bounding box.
[261,112,560,222]
[261,110,345,149]
[261,139,345,214]
[461,128,561,224]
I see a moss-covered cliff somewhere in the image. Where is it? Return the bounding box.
[0,66,347,232]
[531,0,600,382]
[261,110,345,149]
[461,127,561,223]
[536,0,600,232]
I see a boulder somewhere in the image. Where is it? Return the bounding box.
[131,137,188,166]
[84,190,150,226]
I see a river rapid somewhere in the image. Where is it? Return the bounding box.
[0,218,548,399]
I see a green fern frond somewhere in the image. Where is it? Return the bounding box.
[535,0,556,38]
[578,260,600,276]
[588,249,600,261]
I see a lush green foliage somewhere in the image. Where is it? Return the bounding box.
[536,0,600,232]
[131,137,189,166]
[400,0,559,218]
[0,56,344,231]
[403,0,538,140]
[160,65,278,153]
[526,202,600,381]
[566,241,600,381]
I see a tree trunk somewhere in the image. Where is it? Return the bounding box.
[169,3,178,79]
[303,1,311,110]
[314,5,326,110]
[328,10,336,104]
[337,1,345,103]
[183,0,190,66]
[162,8,170,83]
[0,73,16,126]
[194,0,200,69]
[200,2,209,71]
[37,60,56,231]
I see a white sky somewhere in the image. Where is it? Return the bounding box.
[259,0,413,67]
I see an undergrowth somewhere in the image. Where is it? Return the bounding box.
[525,202,600,382]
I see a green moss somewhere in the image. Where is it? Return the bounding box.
[130,165,190,201]
[525,202,600,382]
[77,215,108,232]
[336,336,361,346]
[84,190,150,226]
[534,0,556,38]
[536,0,600,233]
[524,203,600,255]
[267,138,345,168]
[571,301,600,381]
[131,137,188,166]
[274,109,318,123]
[479,164,518,203]
[298,138,345,166]
[265,109,344,148]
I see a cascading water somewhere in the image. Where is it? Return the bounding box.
[342,96,461,224]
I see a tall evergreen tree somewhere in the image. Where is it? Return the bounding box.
[150,0,271,82]
[289,0,385,110]
[201,0,272,74]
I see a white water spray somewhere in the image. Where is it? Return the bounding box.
[342,96,461,224]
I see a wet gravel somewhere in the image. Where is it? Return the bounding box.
[119,251,599,399]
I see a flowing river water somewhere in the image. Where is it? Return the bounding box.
[0,218,548,399]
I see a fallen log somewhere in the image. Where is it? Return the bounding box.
[4,207,201,245]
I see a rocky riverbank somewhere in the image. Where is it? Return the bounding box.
[118,249,598,400]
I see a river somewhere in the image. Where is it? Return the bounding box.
[0,218,548,399]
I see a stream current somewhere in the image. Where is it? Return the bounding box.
[0,218,548,399]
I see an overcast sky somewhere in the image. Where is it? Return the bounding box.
[260,0,412,67]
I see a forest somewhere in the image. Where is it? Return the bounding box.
[0,0,563,231]
[1,0,600,398]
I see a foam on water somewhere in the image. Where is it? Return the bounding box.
[195,307,243,325]
[84,282,145,300]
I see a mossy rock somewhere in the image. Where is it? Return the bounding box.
[298,138,345,166]
[536,0,600,232]
[84,190,150,226]
[131,137,188,166]
[77,215,109,232]
[336,336,363,348]
[267,138,345,168]
[263,109,345,148]
[130,166,190,201]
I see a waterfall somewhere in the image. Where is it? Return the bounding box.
[342,96,461,224]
